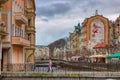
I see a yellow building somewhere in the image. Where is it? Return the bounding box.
[0,0,36,71]
[69,23,81,57]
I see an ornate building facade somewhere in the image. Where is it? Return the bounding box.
[69,23,81,56]
[80,12,109,57]
[0,0,8,74]
[113,16,120,44]
[24,0,36,63]
[0,0,36,70]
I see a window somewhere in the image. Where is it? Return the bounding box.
[15,26,17,36]
[12,24,15,36]
[28,19,31,26]
[117,24,119,26]
[28,34,31,40]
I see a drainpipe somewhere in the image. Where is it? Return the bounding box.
[0,37,2,75]
[0,4,2,75]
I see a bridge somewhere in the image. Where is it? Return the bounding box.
[35,59,120,71]
[1,60,120,80]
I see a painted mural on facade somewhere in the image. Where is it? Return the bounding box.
[90,19,105,44]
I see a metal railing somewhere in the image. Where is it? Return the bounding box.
[2,63,35,72]
[60,61,120,72]
[2,62,120,73]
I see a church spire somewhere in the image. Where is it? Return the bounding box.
[95,10,98,15]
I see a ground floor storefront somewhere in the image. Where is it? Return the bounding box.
[1,45,34,72]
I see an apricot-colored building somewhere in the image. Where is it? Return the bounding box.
[80,12,109,56]
[1,0,36,69]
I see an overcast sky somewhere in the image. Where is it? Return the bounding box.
[35,0,120,45]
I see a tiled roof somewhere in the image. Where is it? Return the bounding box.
[93,43,106,48]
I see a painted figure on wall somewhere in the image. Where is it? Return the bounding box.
[90,19,105,44]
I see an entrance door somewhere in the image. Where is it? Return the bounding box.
[1,50,3,71]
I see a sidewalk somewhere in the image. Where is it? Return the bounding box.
[2,71,120,78]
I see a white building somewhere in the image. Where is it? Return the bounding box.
[35,45,49,59]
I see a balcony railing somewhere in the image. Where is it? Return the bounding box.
[0,21,7,39]
[0,22,5,32]
[26,26,35,32]
[1,62,120,73]
[12,36,30,46]
[2,63,35,72]
[15,12,28,24]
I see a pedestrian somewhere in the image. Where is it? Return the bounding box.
[47,59,53,72]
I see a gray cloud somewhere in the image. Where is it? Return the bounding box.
[40,18,49,22]
[35,0,120,45]
[36,22,73,45]
[37,2,72,18]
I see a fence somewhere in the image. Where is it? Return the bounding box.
[2,63,35,72]
[60,61,120,72]
[2,62,120,73]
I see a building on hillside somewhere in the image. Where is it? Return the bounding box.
[35,45,49,60]
[0,0,36,71]
[53,47,60,59]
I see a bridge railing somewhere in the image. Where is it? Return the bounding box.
[2,62,120,73]
[60,61,120,71]
[2,63,35,72]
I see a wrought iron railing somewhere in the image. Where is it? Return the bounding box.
[2,63,35,72]
[2,62,120,73]
[0,21,5,32]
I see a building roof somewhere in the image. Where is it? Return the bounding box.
[93,43,106,49]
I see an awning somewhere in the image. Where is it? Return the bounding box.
[93,43,106,49]
[89,54,107,58]
[107,52,120,59]
[71,56,81,58]
[71,56,83,59]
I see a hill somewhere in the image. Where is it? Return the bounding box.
[48,38,65,58]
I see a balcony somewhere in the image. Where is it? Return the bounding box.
[12,36,30,46]
[15,12,28,24]
[0,21,7,39]
[27,8,35,13]
[26,26,35,32]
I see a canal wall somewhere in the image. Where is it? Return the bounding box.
[2,77,120,80]
[1,72,120,80]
